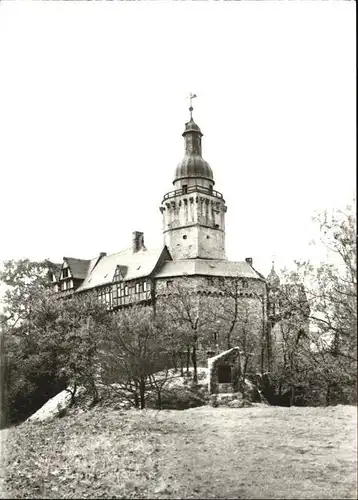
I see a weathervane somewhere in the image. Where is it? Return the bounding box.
[187,93,197,119]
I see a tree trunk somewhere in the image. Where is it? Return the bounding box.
[241,356,249,400]
[191,344,198,383]
[180,352,184,377]
[290,385,296,407]
[260,341,265,374]
[67,383,77,407]
[172,351,177,372]
[156,388,162,410]
[89,380,99,406]
[139,377,146,409]
[186,346,190,375]
[134,381,140,408]
[134,392,140,409]
[326,384,331,406]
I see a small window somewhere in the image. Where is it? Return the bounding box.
[124,286,129,296]
[183,235,187,240]
[242,280,248,289]
[62,268,69,278]
[166,280,173,288]
[182,185,188,194]
[215,224,219,229]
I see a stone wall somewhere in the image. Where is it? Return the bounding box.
[161,193,226,260]
[155,275,269,372]
[208,347,242,394]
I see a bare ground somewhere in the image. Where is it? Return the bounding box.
[2,404,357,499]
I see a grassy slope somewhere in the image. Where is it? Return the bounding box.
[2,405,357,499]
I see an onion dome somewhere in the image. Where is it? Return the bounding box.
[174,116,214,184]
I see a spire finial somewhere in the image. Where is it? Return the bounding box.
[187,93,197,119]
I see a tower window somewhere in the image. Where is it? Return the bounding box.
[183,235,187,240]
[182,185,188,194]
[215,224,219,229]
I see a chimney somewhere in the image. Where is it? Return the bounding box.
[132,231,145,253]
[245,257,253,266]
[99,252,107,258]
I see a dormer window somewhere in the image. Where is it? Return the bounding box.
[62,268,69,279]
[113,266,124,283]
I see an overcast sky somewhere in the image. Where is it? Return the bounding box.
[0,1,355,280]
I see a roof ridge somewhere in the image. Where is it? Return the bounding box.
[64,257,91,263]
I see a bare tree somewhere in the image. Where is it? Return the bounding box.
[273,201,357,405]
[159,278,213,384]
[99,305,178,409]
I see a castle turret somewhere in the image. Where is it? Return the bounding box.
[160,99,227,260]
[267,262,280,290]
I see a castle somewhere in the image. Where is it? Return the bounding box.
[50,102,291,371]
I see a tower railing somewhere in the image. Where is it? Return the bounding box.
[162,184,223,202]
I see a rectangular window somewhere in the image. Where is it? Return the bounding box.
[217,365,232,384]
[124,286,129,296]
[182,185,188,194]
[135,283,140,293]
[166,280,173,288]
[62,268,69,278]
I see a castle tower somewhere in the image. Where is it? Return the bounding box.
[160,99,227,260]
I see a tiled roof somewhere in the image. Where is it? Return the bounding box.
[76,247,168,292]
[50,263,62,280]
[64,258,91,280]
[154,259,264,280]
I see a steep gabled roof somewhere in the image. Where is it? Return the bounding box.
[76,246,171,292]
[63,258,91,280]
[50,263,62,281]
[154,259,264,280]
